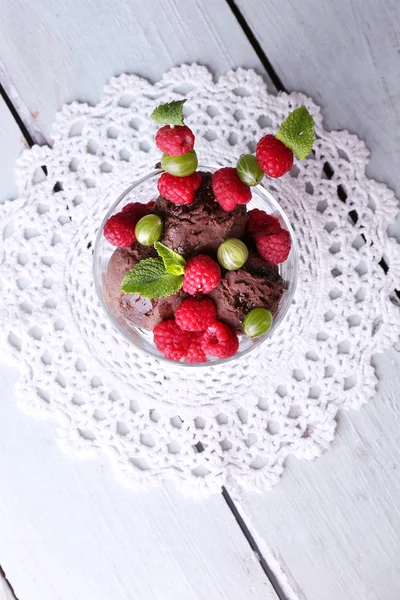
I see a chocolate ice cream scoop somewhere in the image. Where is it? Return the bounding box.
[120,289,186,331]
[154,172,247,256]
[209,262,284,333]
[105,247,186,331]
[104,171,284,336]
[104,248,138,312]
[127,241,157,262]
[244,249,284,281]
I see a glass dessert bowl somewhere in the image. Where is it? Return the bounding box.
[93,166,299,367]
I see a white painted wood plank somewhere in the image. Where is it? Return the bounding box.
[1,1,399,597]
[231,351,400,600]
[224,5,400,597]
[0,97,27,202]
[236,0,400,196]
[0,365,277,600]
[0,4,275,597]
[0,0,269,144]
[0,572,15,600]
[0,96,26,600]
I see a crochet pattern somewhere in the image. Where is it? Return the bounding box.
[1,65,399,496]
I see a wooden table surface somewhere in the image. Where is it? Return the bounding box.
[0,2,399,599]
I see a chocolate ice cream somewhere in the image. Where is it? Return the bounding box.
[244,249,284,281]
[105,246,186,331]
[105,171,284,335]
[126,241,157,262]
[104,248,138,312]
[154,172,247,256]
[120,289,186,330]
[98,94,307,364]
[209,258,284,333]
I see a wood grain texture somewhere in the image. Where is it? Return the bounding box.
[0,364,277,600]
[0,96,27,202]
[1,2,400,599]
[226,6,400,595]
[232,351,400,600]
[0,0,269,144]
[0,4,275,598]
[235,0,400,197]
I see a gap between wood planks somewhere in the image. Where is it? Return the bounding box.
[224,0,286,92]
[0,8,291,595]
[0,566,18,600]
[222,4,289,597]
[0,84,35,148]
[222,488,288,600]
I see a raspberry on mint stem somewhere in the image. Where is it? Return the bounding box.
[256,134,294,178]
[155,125,195,156]
[157,172,202,205]
[212,167,252,211]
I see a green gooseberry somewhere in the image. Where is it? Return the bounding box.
[161,150,198,177]
[243,308,273,338]
[217,238,249,271]
[236,154,264,186]
[135,214,163,246]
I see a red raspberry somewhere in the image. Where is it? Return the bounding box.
[122,201,154,220]
[157,172,202,205]
[185,339,207,363]
[175,297,217,332]
[155,125,195,156]
[212,167,252,211]
[183,255,221,295]
[200,322,239,359]
[256,135,294,178]
[104,212,137,247]
[153,319,194,361]
[255,229,291,264]
[246,208,281,236]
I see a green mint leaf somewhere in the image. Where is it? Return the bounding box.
[121,258,183,299]
[151,99,186,126]
[154,241,186,276]
[276,106,315,160]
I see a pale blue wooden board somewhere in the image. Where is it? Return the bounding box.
[0,3,279,597]
[0,367,277,600]
[0,1,400,598]
[0,97,27,202]
[233,351,400,600]
[236,0,400,197]
[231,2,400,597]
[0,0,270,143]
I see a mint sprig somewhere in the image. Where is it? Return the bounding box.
[276,106,315,160]
[121,258,183,299]
[154,242,186,276]
[151,99,186,126]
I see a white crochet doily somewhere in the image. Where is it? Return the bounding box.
[1,65,399,496]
